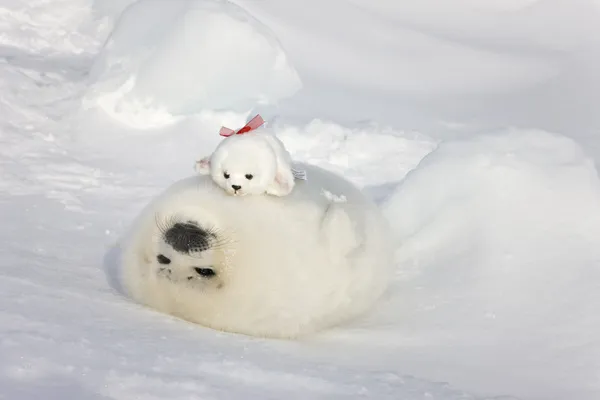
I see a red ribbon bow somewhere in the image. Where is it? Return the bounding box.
[219,114,265,137]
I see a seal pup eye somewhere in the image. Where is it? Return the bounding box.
[223,172,230,179]
[157,254,171,265]
[194,267,216,278]
[245,174,253,180]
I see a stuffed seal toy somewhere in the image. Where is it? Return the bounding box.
[195,115,306,197]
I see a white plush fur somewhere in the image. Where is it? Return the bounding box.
[195,132,296,196]
[119,163,394,339]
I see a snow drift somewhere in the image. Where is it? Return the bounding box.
[378,129,600,399]
[235,0,600,139]
[82,0,302,128]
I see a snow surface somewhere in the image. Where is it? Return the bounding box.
[2,0,600,399]
[82,0,302,128]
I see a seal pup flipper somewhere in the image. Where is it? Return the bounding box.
[320,202,361,262]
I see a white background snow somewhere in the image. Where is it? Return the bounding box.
[1,0,600,399]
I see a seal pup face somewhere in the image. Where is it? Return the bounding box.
[153,217,230,290]
[195,133,296,197]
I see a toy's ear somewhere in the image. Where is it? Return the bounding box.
[194,156,211,174]
[266,168,295,196]
[260,133,296,196]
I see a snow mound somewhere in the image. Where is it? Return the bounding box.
[275,119,438,188]
[384,129,600,249]
[82,0,302,128]
[380,129,600,399]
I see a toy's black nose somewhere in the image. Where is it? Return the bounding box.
[231,184,241,191]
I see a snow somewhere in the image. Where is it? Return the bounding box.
[379,129,600,399]
[1,0,600,399]
[82,0,302,128]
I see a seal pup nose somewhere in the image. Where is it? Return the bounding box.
[231,184,241,191]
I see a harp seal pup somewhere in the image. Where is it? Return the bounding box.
[119,163,394,339]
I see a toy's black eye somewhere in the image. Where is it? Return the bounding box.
[224,172,230,179]
[245,174,253,180]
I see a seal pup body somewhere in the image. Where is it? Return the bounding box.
[120,163,393,338]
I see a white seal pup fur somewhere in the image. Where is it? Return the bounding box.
[119,162,393,339]
[195,131,304,197]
